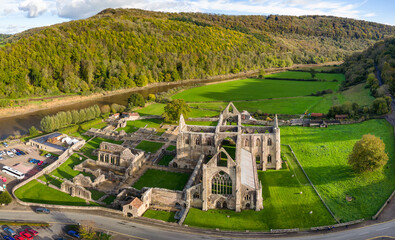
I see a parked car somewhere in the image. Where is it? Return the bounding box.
[3,236,15,240]
[35,207,50,214]
[4,227,17,236]
[0,176,7,182]
[45,153,51,158]
[24,228,38,237]
[67,230,80,238]
[19,231,33,240]
[0,156,3,160]
[15,152,21,156]
[16,149,25,155]
[11,149,16,153]
[13,236,23,240]
[38,161,43,166]
[6,151,14,158]
[2,142,8,147]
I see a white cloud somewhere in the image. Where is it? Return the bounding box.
[18,0,48,18]
[364,12,375,17]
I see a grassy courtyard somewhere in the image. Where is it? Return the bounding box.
[281,119,395,222]
[136,140,164,153]
[157,154,175,166]
[116,118,163,133]
[184,146,335,230]
[50,154,93,180]
[15,180,98,206]
[143,209,177,222]
[132,169,190,191]
[79,137,123,160]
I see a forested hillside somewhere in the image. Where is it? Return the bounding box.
[0,8,394,100]
[342,38,395,94]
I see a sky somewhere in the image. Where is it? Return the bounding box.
[0,0,394,34]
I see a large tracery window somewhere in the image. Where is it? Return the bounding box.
[211,171,232,195]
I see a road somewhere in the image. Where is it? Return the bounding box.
[0,209,393,240]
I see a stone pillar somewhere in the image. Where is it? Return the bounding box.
[275,128,281,170]
[202,164,208,211]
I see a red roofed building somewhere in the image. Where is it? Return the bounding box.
[311,113,324,118]
[122,197,147,217]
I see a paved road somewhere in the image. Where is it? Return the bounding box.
[0,209,394,240]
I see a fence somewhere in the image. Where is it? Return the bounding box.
[283,144,339,223]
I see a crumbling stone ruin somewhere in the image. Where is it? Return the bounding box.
[174,103,281,212]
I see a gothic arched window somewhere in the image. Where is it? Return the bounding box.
[211,171,232,195]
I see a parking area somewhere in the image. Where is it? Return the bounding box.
[0,143,57,186]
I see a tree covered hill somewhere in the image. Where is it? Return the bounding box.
[0,8,394,100]
[342,37,395,94]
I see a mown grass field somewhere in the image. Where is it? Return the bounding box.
[143,209,177,222]
[133,169,190,191]
[136,140,164,153]
[15,180,99,206]
[281,119,395,222]
[172,77,340,102]
[266,71,345,82]
[80,137,123,160]
[184,145,335,230]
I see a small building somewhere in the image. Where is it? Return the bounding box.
[121,112,140,121]
[335,114,348,120]
[122,197,147,217]
[311,113,324,118]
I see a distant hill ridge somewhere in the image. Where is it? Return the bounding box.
[0,8,394,100]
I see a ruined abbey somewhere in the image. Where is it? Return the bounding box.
[171,103,281,212]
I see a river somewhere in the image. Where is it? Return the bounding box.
[0,77,233,139]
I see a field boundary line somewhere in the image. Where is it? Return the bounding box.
[283,144,340,223]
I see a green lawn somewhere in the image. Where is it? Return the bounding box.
[50,154,93,180]
[172,78,340,102]
[340,83,374,106]
[143,209,177,222]
[15,180,98,206]
[186,121,218,126]
[266,71,345,82]
[89,189,106,201]
[102,195,116,205]
[281,119,395,222]
[135,103,165,116]
[157,154,174,166]
[136,140,164,153]
[38,175,63,188]
[80,137,123,160]
[116,119,163,133]
[184,146,335,230]
[166,145,176,151]
[133,169,190,190]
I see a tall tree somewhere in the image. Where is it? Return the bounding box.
[163,99,190,122]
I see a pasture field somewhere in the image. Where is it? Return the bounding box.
[136,140,164,153]
[281,119,395,221]
[15,180,99,206]
[143,210,177,222]
[132,169,190,191]
[265,71,345,82]
[172,78,340,102]
[184,145,335,230]
[135,103,165,116]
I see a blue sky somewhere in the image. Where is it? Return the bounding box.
[0,0,394,34]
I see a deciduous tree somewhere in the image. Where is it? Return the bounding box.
[163,99,190,122]
[348,134,388,173]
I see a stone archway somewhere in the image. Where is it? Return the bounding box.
[222,201,227,209]
[216,201,222,208]
[246,203,251,209]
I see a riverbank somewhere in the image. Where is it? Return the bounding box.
[0,62,341,119]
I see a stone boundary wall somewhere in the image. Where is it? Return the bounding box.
[310,219,364,231]
[150,188,184,207]
[270,228,299,233]
[283,144,339,223]
[372,189,395,220]
[11,139,121,213]
[184,155,204,190]
[187,117,219,122]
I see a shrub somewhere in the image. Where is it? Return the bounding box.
[0,191,12,205]
[128,93,145,107]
